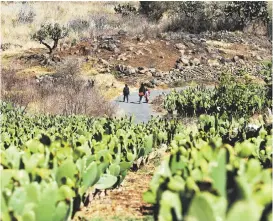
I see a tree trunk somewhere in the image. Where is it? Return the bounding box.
[52,39,59,52]
[41,41,53,54]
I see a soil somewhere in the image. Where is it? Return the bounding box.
[73,159,160,221]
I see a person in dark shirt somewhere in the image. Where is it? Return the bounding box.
[138,83,145,103]
[123,84,130,102]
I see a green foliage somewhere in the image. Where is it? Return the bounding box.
[32,23,69,54]
[139,1,171,21]
[140,2,270,34]
[225,1,270,30]
[114,3,138,17]
[164,69,272,118]
[0,102,183,221]
[144,116,272,220]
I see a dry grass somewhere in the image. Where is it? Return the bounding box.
[16,66,53,77]
[81,61,100,76]
[1,61,118,117]
[93,74,125,100]
[1,1,153,51]
[206,40,254,59]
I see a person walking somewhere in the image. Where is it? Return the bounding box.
[144,88,151,103]
[138,83,145,103]
[123,84,130,103]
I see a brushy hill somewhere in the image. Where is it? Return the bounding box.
[1,1,272,117]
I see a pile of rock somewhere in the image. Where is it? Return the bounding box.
[98,36,121,53]
[116,64,137,75]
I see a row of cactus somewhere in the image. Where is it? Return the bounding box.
[0,102,183,221]
[144,115,272,221]
[197,114,272,168]
[164,66,272,118]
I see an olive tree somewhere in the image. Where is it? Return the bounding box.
[32,23,69,54]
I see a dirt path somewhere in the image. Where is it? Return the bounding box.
[73,159,161,221]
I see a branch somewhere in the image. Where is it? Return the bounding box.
[40,40,53,53]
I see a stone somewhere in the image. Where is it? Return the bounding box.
[135,50,144,56]
[181,58,189,65]
[151,79,157,85]
[52,55,61,62]
[138,69,146,75]
[208,59,220,67]
[149,68,156,73]
[237,54,245,60]
[219,57,226,64]
[116,64,125,72]
[118,30,127,35]
[146,81,155,88]
[125,66,136,75]
[145,72,153,77]
[152,72,163,77]
[98,68,107,73]
[175,43,186,50]
[127,46,134,51]
[179,50,185,55]
[186,42,195,48]
[191,38,199,44]
[109,43,117,51]
[205,47,212,53]
[114,47,120,54]
[117,53,127,61]
[176,63,184,70]
[233,56,239,62]
[143,48,152,54]
[218,49,226,54]
[255,55,263,61]
[99,58,109,66]
[238,59,245,65]
[200,57,207,65]
[101,35,113,40]
[191,58,200,66]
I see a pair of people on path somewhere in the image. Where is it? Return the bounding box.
[122,83,150,103]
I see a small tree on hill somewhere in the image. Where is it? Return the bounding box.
[32,23,69,54]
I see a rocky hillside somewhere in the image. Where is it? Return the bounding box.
[3,29,271,92]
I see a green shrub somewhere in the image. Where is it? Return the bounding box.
[139,1,271,35]
[31,23,69,54]
[144,116,272,221]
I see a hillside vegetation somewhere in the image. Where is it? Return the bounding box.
[1,1,272,221]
